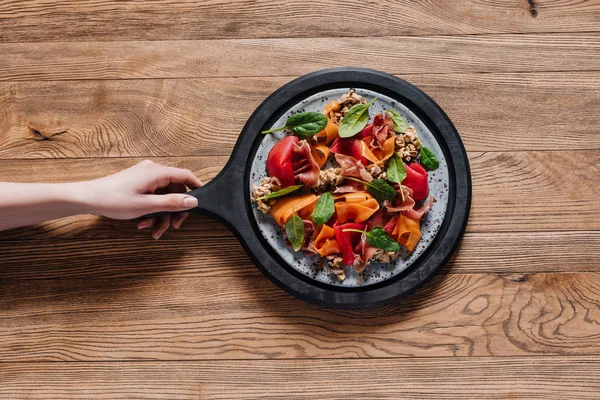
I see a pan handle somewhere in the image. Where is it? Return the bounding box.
[137,165,245,222]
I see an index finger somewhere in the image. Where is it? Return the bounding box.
[163,167,203,190]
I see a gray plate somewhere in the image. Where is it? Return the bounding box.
[250,88,449,288]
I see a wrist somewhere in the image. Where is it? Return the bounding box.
[60,181,97,215]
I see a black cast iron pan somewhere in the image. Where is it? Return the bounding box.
[144,67,471,309]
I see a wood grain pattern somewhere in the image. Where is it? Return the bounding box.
[468,150,600,231]
[0,231,598,280]
[0,150,597,237]
[1,34,599,82]
[1,72,599,159]
[1,1,599,43]
[449,231,600,274]
[2,357,600,399]
[1,0,599,397]
[1,273,600,361]
[0,156,225,184]
[0,214,230,241]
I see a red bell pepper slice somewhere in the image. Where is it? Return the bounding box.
[383,215,399,236]
[334,222,366,265]
[330,137,367,165]
[358,124,373,140]
[266,136,299,187]
[403,162,429,201]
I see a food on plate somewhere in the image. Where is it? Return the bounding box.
[253,89,440,280]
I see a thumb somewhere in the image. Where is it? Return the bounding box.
[142,193,198,213]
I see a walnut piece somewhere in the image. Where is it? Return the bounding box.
[316,167,343,193]
[395,135,405,148]
[326,255,346,281]
[406,144,419,158]
[370,249,398,264]
[404,127,421,146]
[251,176,281,214]
[367,163,386,180]
[340,88,366,107]
[352,253,367,273]
[328,89,367,125]
[394,126,422,162]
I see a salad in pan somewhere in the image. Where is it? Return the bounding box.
[253,89,440,281]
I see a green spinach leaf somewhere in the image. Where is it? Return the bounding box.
[311,192,335,225]
[344,177,397,202]
[262,112,328,139]
[386,152,407,184]
[285,213,305,252]
[338,97,377,138]
[386,109,407,133]
[256,185,303,201]
[343,226,401,253]
[420,146,440,170]
[366,227,401,252]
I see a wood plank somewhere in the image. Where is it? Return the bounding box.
[0,214,231,240]
[0,73,599,159]
[1,272,600,361]
[449,231,600,274]
[1,1,598,43]
[468,150,600,231]
[0,237,254,279]
[0,231,598,280]
[0,79,249,158]
[0,156,226,185]
[2,357,600,399]
[417,72,600,152]
[1,34,599,82]
[0,150,597,236]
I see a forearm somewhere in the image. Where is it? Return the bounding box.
[0,161,201,236]
[0,182,93,231]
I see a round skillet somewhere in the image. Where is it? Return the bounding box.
[150,68,471,309]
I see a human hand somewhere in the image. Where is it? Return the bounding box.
[85,160,202,239]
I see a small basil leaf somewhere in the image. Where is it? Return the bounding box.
[342,226,401,253]
[366,227,400,252]
[262,112,327,138]
[285,214,305,252]
[287,112,328,138]
[386,109,407,133]
[338,97,377,138]
[343,177,397,202]
[256,185,303,201]
[312,192,335,225]
[365,179,397,202]
[420,146,440,170]
[386,152,407,184]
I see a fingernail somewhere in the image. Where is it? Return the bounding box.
[153,232,162,240]
[139,219,153,229]
[172,221,182,230]
[183,197,198,208]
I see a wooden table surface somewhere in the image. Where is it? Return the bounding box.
[1,1,599,399]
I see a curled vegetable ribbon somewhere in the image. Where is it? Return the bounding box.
[269,193,318,226]
[392,214,422,251]
[334,192,380,223]
[314,224,340,256]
